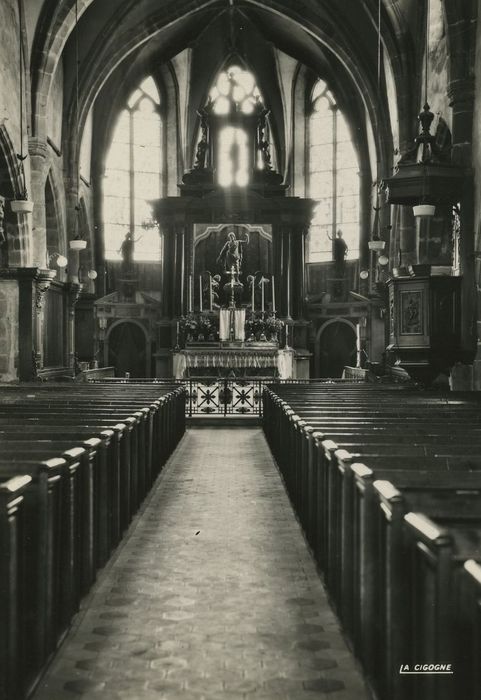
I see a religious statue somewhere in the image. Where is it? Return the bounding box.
[216,229,249,274]
[258,111,273,171]
[330,229,348,276]
[193,112,209,170]
[119,231,141,273]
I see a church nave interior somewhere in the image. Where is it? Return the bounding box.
[1,0,481,698]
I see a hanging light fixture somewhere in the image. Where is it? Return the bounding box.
[69,0,87,250]
[10,2,33,213]
[368,0,386,253]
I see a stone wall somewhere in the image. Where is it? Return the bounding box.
[0,281,19,381]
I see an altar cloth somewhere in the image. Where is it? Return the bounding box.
[173,348,294,379]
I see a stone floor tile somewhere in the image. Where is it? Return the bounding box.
[31,427,371,700]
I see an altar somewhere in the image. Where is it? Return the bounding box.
[173,346,294,379]
[149,84,315,381]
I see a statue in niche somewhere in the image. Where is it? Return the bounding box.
[216,229,249,275]
[329,229,348,277]
[193,113,209,170]
[119,231,141,273]
[258,112,272,171]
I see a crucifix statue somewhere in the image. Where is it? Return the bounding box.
[226,265,237,308]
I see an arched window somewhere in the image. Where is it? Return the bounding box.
[308,80,360,263]
[103,77,162,261]
[203,65,269,187]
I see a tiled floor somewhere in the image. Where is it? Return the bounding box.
[33,427,371,700]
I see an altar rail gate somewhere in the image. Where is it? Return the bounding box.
[89,375,366,417]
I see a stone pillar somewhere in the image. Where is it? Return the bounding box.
[33,269,57,373]
[448,78,477,374]
[278,226,293,320]
[272,224,283,316]
[67,283,82,369]
[28,138,49,268]
[161,225,174,318]
[291,225,307,319]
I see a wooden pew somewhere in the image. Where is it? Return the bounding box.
[0,475,31,700]
[261,383,481,700]
[402,511,481,700]
[0,382,186,700]
[372,479,481,700]
[0,459,65,698]
[456,559,481,699]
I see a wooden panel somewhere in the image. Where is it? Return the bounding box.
[43,284,65,367]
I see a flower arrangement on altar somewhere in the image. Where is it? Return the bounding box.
[245,311,283,342]
[179,313,219,342]
[179,313,198,334]
[265,314,284,334]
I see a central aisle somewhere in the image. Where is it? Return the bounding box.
[33,428,370,700]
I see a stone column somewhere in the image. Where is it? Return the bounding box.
[291,225,306,319]
[28,138,49,268]
[66,283,82,370]
[161,225,174,318]
[272,224,283,316]
[33,269,57,373]
[449,78,477,374]
[278,226,293,320]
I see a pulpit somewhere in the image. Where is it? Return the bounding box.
[386,273,461,382]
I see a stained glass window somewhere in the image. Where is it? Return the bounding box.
[308,81,360,262]
[103,77,162,261]
[206,65,264,187]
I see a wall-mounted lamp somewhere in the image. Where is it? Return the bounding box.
[360,269,369,280]
[378,254,389,266]
[49,252,68,268]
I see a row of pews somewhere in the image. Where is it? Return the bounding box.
[0,381,186,700]
[263,381,481,700]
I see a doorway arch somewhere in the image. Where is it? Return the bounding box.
[315,318,357,378]
[106,320,149,377]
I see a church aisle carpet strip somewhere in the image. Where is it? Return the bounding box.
[32,428,370,700]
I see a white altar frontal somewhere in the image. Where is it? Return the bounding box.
[173,346,295,379]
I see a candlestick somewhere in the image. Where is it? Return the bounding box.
[251,279,255,311]
[209,275,213,311]
[199,275,203,312]
[261,280,265,313]
[271,275,276,313]
[188,275,192,313]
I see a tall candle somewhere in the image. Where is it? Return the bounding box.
[271,275,276,313]
[261,280,265,313]
[209,276,213,311]
[188,275,192,313]
[199,275,203,312]
[251,279,255,311]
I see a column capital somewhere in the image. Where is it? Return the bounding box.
[28,137,49,160]
[447,78,475,108]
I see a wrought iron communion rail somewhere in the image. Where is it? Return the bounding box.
[89,376,365,417]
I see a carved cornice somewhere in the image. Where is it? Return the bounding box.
[67,282,83,310]
[35,269,57,310]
